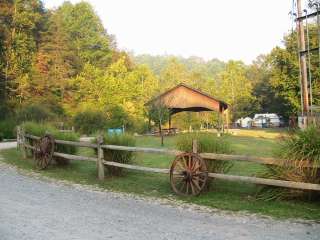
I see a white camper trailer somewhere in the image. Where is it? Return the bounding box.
[253,113,281,128]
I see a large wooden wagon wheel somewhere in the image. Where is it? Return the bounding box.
[170,152,208,196]
[35,134,55,170]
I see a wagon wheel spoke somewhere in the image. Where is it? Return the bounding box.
[189,180,196,195]
[176,160,186,171]
[191,178,202,192]
[178,180,187,192]
[191,160,200,172]
[182,156,188,169]
[192,175,206,184]
[186,181,190,194]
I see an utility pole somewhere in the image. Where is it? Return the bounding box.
[296,0,310,116]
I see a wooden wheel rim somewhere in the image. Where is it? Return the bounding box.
[170,152,208,196]
[35,135,55,170]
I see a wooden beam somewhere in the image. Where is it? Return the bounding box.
[24,134,40,140]
[200,153,318,168]
[209,173,320,191]
[55,139,98,148]
[296,9,320,21]
[53,152,97,162]
[101,144,182,156]
[103,160,170,174]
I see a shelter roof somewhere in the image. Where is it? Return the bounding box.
[146,83,228,114]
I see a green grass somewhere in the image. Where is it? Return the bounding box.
[1,129,320,220]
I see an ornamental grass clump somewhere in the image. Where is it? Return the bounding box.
[175,133,233,174]
[100,133,136,176]
[260,126,320,200]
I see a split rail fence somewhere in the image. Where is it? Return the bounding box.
[17,129,320,193]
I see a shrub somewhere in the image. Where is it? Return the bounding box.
[0,119,17,139]
[0,132,3,142]
[260,126,320,200]
[17,104,54,123]
[176,133,233,174]
[73,110,107,135]
[22,122,80,165]
[97,133,136,176]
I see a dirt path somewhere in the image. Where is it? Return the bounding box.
[0,143,319,240]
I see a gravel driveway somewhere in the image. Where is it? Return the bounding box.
[0,143,319,240]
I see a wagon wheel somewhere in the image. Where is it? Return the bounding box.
[35,134,55,170]
[170,152,208,196]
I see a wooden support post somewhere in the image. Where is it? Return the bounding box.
[297,0,310,116]
[225,109,229,132]
[192,139,198,154]
[221,107,225,134]
[97,135,105,181]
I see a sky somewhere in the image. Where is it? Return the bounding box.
[43,0,308,64]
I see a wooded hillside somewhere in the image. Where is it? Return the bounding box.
[0,1,319,133]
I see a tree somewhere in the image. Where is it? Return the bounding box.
[147,102,170,146]
[248,55,291,118]
[57,2,112,68]
[267,30,320,117]
[214,60,257,120]
[0,0,45,103]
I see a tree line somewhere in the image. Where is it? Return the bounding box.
[0,0,319,133]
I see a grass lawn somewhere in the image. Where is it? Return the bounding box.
[1,129,320,220]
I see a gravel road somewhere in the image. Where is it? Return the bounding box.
[0,141,16,150]
[0,143,319,240]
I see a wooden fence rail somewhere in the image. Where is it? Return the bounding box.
[20,132,320,192]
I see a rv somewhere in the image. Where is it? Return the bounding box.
[252,113,281,128]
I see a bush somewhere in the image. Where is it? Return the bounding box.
[0,132,3,142]
[176,133,233,174]
[97,133,136,176]
[73,110,107,135]
[17,104,54,123]
[260,126,320,200]
[0,119,17,139]
[22,121,56,136]
[22,122,80,165]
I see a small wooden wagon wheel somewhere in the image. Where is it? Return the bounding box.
[35,134,55,170]
[170,152,208,196]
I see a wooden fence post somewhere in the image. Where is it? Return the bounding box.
[97,135,105,181]
[16,126,21,150]
[192,139,198,154]
[21,127,27,159]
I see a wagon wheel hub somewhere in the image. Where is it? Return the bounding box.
[182,170,193,181]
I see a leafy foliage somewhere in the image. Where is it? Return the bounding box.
[73,110,107,135]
